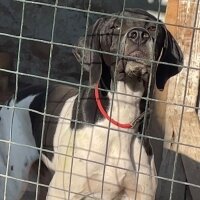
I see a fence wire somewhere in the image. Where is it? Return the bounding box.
[0,0,200,200]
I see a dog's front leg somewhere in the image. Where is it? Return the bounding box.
[46,159,122,200]
[46,166,100,200]
[130,137,157,200]
[46,165,108,200]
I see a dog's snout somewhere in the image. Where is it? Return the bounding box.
[127,28,150,45]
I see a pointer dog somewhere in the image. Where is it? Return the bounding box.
[0,8,183,200]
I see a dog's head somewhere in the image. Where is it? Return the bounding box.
[74,8,183,90]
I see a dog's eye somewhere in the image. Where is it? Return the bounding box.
[148,26,156,32]
[110,25,120,30]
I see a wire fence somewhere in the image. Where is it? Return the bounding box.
[0,0,200,199]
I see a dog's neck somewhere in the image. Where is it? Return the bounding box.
[106,79,145,128]
[71,77,145,130]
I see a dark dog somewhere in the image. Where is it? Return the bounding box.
[0,8,183,200]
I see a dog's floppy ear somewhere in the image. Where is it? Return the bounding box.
[73,18,105,86]
[156,29,183,90]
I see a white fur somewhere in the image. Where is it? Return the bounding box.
[46,81,157,200]
[0,82,157,200]
[0,96,39,200]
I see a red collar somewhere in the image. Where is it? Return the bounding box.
[95,84,132,129]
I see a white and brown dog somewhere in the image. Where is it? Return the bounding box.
[0,8,183,200]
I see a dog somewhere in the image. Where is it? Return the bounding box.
[0,8,183,200]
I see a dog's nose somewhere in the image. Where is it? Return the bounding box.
[127,28,150,45]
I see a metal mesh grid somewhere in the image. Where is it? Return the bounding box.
[0,0,199,199]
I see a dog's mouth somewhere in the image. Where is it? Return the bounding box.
[118,48,151,66]
[127,70,149,82]
[129,50,147,58]
[116,67,149,83]
[125,49,151,65]
[116,50,150,83]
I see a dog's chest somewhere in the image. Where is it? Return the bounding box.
[75,125,135,168]
[51,87,142,172]
[51,119,137,195]
[52,117,136,171]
